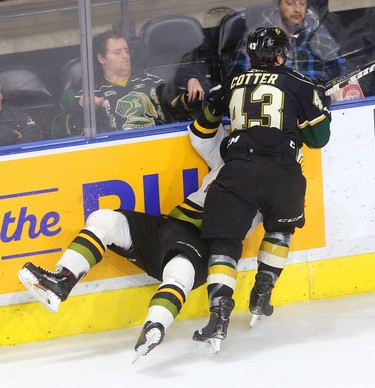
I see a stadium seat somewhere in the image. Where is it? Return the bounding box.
[0,67,55,138]
[0,67,52,108]
[217,8,247,79]
[61,57,82,92]
[139,14,206,83]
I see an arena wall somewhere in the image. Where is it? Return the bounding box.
[0,100,374,345]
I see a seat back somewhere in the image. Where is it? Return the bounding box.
[217,8,247,79]
[60,57,104,91]
[0,67,52,108]
[61,57,83,92]
[139,15,206,82]
[0,67,55,139]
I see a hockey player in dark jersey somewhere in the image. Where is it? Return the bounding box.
[192,26,331,351]
[55,29,206,137]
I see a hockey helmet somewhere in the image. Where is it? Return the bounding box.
[246,26,290,63]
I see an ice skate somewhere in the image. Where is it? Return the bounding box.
[249,271,275,327]
[133,321,165,363]
[18,262,79,313]
[193,296,235,353]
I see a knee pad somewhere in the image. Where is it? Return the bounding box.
[85,209,132,249]
[161,255,195,299]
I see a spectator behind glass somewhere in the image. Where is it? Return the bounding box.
[245,0,364,100]
[0,83,43,147]
[53,29,206,138]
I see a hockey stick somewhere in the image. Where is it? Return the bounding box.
[325,59,375,96]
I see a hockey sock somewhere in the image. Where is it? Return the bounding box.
[145,255,194,330]
[257,232,291,277]
[146,284,185,329]
[207,254,238,309]
[57,209,133,279]
[56,228,104,278]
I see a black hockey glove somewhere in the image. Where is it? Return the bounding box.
[315,80,332,121]
[206,84,226,116]
[181,92,203,112]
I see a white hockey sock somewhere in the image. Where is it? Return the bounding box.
[56,249,90,279]
[144,255,195,330]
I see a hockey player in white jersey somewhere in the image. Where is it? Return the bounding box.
[18,113,232,361]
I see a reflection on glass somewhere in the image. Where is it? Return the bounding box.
[0,0,82,145]
[0,0,374,151]
[243,1,375,101]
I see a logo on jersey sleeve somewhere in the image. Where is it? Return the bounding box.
[116,91,158,129]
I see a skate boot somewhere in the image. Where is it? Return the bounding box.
[193,296,235,353]
[133,321,165,363]
[18,262,80,313]
[249,271,275,327]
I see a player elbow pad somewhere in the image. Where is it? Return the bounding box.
[323,106,332,122]
[219,136,229,159]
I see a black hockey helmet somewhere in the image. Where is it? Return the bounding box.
[246,26,290,63]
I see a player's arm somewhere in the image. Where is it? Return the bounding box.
[156,75,204,115]
[188,104,225,169]
[187,83,230,168]
[299,115,330,149]
[298,83,331,149]
[170,89,203,113]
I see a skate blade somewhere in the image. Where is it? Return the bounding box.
[132,328,162,364]
[208,338,221,354]
[250,314,261,328]
[18,268,61,313]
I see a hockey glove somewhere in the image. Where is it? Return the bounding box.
[315,80,332,121]
[206,84,227,116]
[180,92,203,112]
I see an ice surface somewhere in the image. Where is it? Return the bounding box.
[1,292,375,388]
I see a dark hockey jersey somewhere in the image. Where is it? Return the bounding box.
[169,112,262,233]
[222,66,331,153]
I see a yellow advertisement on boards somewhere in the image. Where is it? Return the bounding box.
[0,134,325,297]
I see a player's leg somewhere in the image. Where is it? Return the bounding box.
[249,231,291,326]
[134,254,195,359]
[18,209,132,312]
[194,163,258,350]
[250,163,306,325]
[192,238,239,350]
